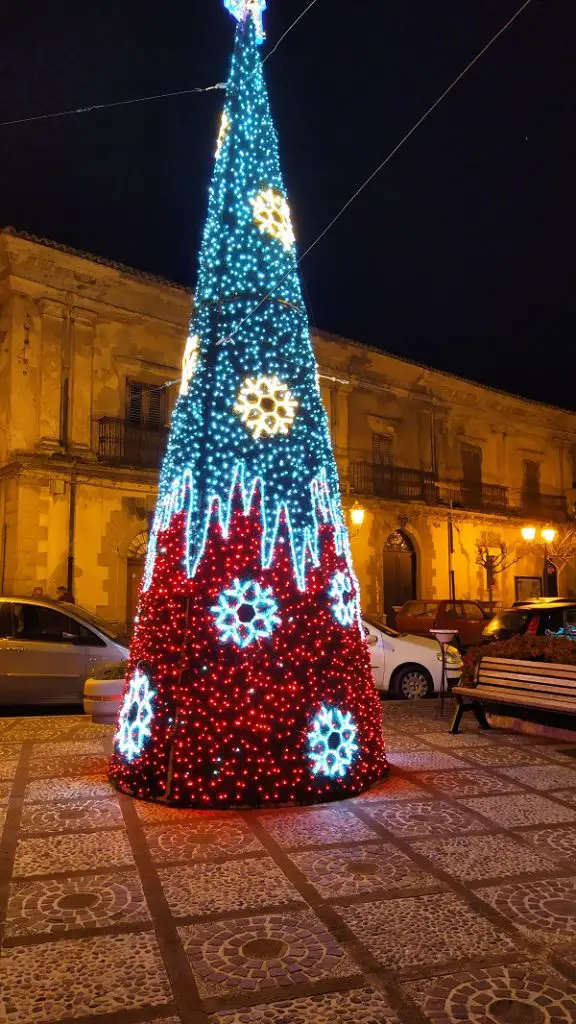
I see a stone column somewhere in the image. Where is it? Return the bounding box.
[37,301,65,452]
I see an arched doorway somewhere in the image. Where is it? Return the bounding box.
[126,531,149,630]
[383,531,416,627]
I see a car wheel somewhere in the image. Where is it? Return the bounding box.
[393,665,433,700]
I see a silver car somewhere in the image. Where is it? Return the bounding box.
[0,597,129,705]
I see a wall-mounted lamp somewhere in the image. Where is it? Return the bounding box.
[349,501,366,537]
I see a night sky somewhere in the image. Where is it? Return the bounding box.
[1,1,573,407]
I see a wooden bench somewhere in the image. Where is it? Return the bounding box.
[451,656,576,734]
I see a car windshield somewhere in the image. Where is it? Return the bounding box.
[60,603,125,643]
[363,615,404,638]
[484,609,532,634]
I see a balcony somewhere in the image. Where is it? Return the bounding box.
[98,417,168,469]
[349,463,437,503]
[349,461,568,520]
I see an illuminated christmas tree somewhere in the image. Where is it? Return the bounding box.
[109,0,387,807]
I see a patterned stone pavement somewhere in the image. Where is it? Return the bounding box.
[4,706,576,1022]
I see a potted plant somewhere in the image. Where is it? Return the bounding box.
[84,661,128,725]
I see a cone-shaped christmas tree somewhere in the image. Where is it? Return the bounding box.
[109,0,387,808]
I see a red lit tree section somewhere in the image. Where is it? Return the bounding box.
[110,493,386,807]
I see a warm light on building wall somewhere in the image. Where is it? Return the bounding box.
[350,502,366,529]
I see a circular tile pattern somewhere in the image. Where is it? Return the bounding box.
[490,999,544,1024]
[181,911,352,994]
[5,872,149,936]
[480,878,576,943]
[412,966,576,1024]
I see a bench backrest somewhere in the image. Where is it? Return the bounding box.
[477,656,576,701]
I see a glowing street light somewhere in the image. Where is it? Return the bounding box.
[350,502,366,529]
[521,525,558,596]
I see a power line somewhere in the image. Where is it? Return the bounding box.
[0,83,226,129]
[264,0,320,63]
[0,0,320,129]
[227,0,534,343]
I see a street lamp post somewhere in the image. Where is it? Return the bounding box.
[521,525,557,596]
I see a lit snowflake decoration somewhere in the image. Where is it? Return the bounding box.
[212,578,280,647]
[115,668,155,762]
[329,570,357,627]
[224,0,266,44]
[215,110,230,158]
[234,375,298,439]
[307,705,359,779]
[250,188,295,250]
[180,334,201,396]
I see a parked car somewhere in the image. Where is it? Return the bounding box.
[483,601,576,643]
[363,616,462,699]
[0,596,129,705]
[394,599,489,649]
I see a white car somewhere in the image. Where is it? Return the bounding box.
[363,615,462,699]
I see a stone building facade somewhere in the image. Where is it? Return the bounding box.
[1,228,575,630]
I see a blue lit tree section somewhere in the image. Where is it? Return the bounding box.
[109,0,387,808]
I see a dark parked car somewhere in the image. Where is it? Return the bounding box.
[483,601,576,642]
[394,600,489,648]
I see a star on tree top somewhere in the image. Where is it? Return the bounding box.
[223,0,266,44]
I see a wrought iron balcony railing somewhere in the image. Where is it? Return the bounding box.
[349,461,568,520]
[98,417,168,469]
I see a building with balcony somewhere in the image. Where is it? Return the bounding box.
[1,228,575,630]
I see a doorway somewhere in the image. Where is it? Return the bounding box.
[126,531,149,631]
[383,531,416,628]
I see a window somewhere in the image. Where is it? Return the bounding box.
[443,602,462,620]
[402,602,425,617]
[462,603,484,621]
[126,381,166,430]
[372,432,393,467]
[461,445,482,485]
[11,605,103,646]
[522,460,540,497]
[0,603,12,638]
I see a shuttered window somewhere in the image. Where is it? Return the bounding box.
[126,381,166,429]
[372,432,393,466]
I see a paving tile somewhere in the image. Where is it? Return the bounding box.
[256,807,378,849]
[19,797,123,834]
[5,869,150,936]
[383,735,433,753]
[387,750,468,771]
[423,732,493,748]
[0,931,171,1021]
[210,986,401,1022]
[6,717,81,740]
[364,798,483,838]
[144,819,263,863]
[494,764,576,791]
[404,962,576,1023]
[518,825,576,865]
[454,745,547,766]
[180,908,357,996]
[24,775,114,803]
[411,834,560,882]
[479,877,576,946]
[13,829,134,877]
[459,793,576,828]
[135,801,236,824]
[290,841,442,897]
[28,754,109,778]
[0,806,7,835]
[354,775,424,801]
[339,892,518,973]
[29,741,107,760]
[0,756,19,780]
[413,768,522,797]
[0,780,11,804]
[159,858,301,917]
[551,790,576,807]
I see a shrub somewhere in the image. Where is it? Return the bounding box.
[90,661,128,680]
[462,636,576,685]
